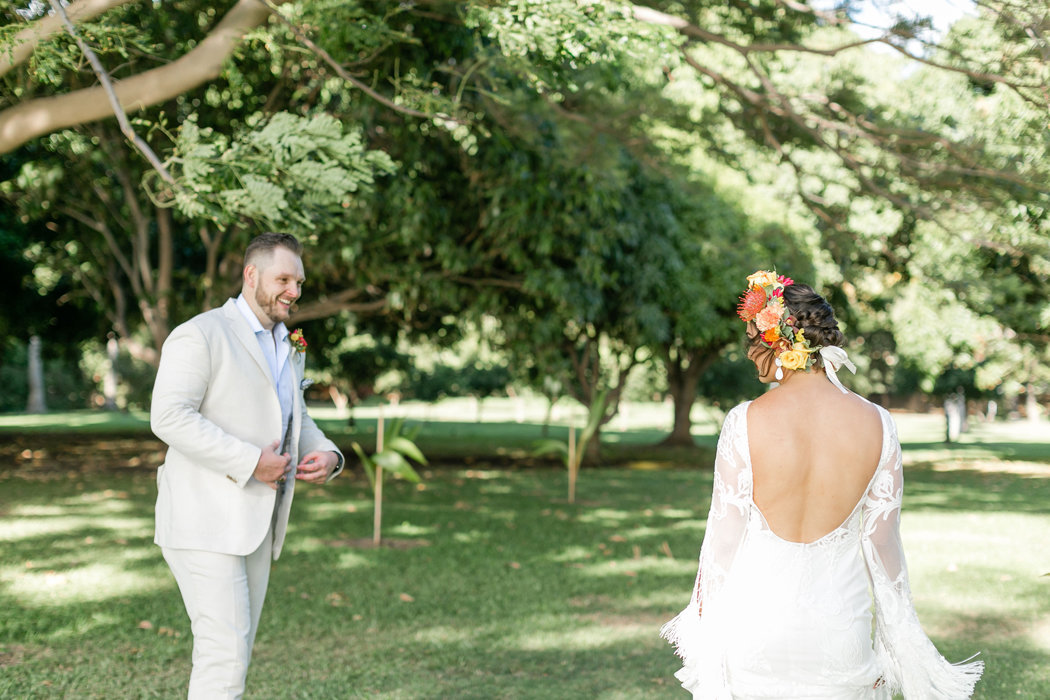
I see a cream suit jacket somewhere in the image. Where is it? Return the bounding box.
[151,298,341,559]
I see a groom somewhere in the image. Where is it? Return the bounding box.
[151,232,344,698]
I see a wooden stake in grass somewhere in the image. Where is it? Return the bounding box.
[373,412,385,547]
[531,390,608,506]
[351,410,427,548]
[568,424,577,504]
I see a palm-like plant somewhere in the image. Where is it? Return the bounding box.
[533,389,608,504]
[351,415,427,546]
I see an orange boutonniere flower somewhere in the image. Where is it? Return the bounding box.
[289,328,308,353]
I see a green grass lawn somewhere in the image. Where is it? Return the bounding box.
[1,403,1049,697]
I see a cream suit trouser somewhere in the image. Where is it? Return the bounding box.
[162,516,274,700]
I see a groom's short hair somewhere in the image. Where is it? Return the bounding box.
[244,232,302,269]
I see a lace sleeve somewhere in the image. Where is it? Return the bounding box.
[862,408,983,698]
[660,403,751,693]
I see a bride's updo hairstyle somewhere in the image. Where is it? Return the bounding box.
[782,284,845,369]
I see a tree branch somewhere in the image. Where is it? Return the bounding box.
[48,0,176,185]
[291,291,389,323]
[255,0,461,123]
[0,0,289,154]
[0,0,134,78]
[632,3,1045,99]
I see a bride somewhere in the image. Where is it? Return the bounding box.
[660,271,984,699]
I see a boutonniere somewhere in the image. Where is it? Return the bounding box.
[289,328,308,353]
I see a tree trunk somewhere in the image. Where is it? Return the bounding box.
[102,334,120,410]
[1025,382,1041,423]
[661,346,717,447]
[26,335,47,413]
[541,396,556,437]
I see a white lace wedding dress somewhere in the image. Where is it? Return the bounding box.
[661,401,983,699]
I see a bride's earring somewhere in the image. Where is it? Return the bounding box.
[774,357,784,381]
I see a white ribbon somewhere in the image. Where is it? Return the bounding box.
[819,346,856,394]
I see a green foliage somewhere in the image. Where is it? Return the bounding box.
[696,349,764,411]
[533,387,608,463]
[351,417,427,490]
[165,112,396,232]
[405,360,511,402]
[0,338,92,412]
[4,0,1050,421]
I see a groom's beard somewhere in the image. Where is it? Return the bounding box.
[256,288,294,325]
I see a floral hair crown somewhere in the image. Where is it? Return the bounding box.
[736,270,818,374]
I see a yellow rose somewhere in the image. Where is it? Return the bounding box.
[746,270,779,289]
[779,349,810,371]
[793,328,813,351]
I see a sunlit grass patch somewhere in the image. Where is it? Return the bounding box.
[1,418,1049,697]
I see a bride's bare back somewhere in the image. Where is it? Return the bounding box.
[747,373,884,544]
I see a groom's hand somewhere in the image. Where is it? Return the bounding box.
[295,450,339,484]
[254,439,292,490]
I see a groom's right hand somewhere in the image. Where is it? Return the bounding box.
[254,439,292,489]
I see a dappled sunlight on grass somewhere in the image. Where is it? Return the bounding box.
[387,522,434,537]
[412,624,478,645]
[0,410,150,431]
[5,561,169,604]
[0,515,151,541]
[331,551,374,570]
[449,531,486,545]
[509,617,656,651]
[575,507,640,525]
[2,416,1050,696]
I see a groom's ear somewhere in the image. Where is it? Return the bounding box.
[243,264,257,289]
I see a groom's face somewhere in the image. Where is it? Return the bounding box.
[249,246,305,329]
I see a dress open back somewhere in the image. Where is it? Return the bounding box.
[660,401,983,699]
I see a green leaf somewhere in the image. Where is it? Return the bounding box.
[374,450,422,482]
[350,442,375,489]
[531,439,569,465]
[385,436,428,465]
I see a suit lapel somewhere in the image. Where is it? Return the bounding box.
[290,349,304,445]
[221,298,273,385]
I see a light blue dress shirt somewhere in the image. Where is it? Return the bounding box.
[234,294,293,450]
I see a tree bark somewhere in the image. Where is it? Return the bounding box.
[26,335,47,413]
[0,0,288,153]
[102,334,119,411]
[661,346,719,447]
[1026,382,1041,423]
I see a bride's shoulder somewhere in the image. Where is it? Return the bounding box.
[716,401,752,436]
[824,392,886,440]
[843,392,891,421]
[724,400,752,423]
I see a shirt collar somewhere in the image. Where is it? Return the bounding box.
[235,294,289,342]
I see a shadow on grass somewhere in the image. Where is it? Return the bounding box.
[2,451,1048,696]
[902,462,1050,515]
[903,439,1050,464]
